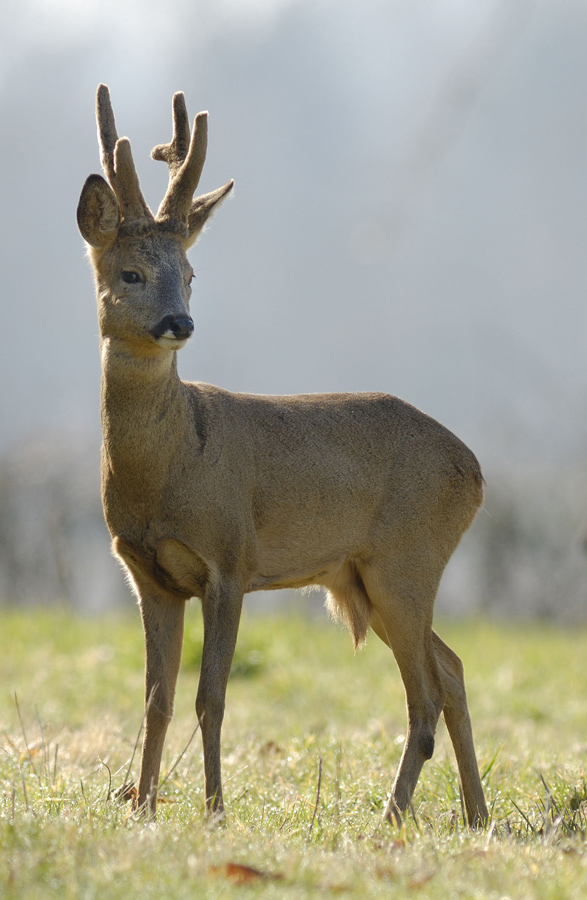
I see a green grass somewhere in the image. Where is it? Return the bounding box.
[1,606,587,898]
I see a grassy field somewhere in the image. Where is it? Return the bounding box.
[1,606,587,898]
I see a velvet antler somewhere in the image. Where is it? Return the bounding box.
[152,92,209,227]
[96,84,153,224]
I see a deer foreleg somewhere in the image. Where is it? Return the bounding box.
[136,589,186,817]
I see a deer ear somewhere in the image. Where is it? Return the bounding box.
[185,180,234,248]
[77,174,121,248]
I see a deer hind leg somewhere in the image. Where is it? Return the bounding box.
[196,577,243,819]
[364,566,447,825]
[432,631,488,826]
[136,587,186,817]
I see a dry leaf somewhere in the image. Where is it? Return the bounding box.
[113,783,137,803]
[408,871,435,890]
[259,740,282,755]
[19,744,41,764]
[375,864,397,881]
[208,862,281,884]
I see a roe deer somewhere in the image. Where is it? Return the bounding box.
[77,84,488,826]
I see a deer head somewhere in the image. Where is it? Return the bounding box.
[77,85,233,356]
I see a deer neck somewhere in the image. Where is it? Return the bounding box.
[99,338,188,499]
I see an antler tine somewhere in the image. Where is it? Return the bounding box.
[154,92,209,225]
[151,92,191,173]
[114,139,154,224]
[96,84,119,188]
[95,84,153,224]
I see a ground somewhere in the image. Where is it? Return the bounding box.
[1,608,586,898]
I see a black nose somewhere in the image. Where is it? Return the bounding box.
[152,314,194,341]
[169,315,194,340]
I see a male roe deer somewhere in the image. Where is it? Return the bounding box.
[77,84,488,826]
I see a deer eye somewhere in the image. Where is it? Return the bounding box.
[121,270,142,284]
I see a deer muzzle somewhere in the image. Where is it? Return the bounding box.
[151,314,195,343]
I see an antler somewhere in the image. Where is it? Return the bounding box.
[152,92,208,226]
[96,84,153,224]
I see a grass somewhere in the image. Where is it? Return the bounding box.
[1,606,587,898]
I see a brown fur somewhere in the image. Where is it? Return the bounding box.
[77,85,488,827]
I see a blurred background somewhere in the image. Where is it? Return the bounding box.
[1,0,586,618]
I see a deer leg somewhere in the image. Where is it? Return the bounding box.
[136,589,186,817]
[432,631,488,827]
[368,594,445,825]
[196,579,243,818]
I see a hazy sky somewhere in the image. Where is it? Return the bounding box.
[1,0,586,471]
